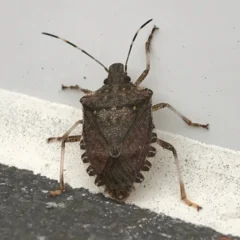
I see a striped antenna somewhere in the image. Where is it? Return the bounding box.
[42,32,109,73]
[124,19,153,73]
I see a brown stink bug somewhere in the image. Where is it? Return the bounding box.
[43,19,209,211]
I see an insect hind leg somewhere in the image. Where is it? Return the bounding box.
[135,25,159,86]
[47,135,81,143]
[47,120,83,143]
[49,136,81,197]
[47,120,82,197]
[157,138,202,211]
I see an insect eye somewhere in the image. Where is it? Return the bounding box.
[124,76,131,83]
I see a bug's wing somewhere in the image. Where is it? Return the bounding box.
[122,103,153,173]
[82,109,110,174]
[82,105,138,172]
[83,101,152,173]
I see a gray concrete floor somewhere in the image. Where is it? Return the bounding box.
[0,163,238,240]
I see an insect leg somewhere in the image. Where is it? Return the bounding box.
[50,135,81,197]
[134,25,159,86]
[61,84,93,94]
[47,120,83,143]
[47,120,82,197]
[152,103,209,129]
[157,138,202,211]
[48,135,81,143]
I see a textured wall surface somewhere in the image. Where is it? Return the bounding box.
[1,1,240,150]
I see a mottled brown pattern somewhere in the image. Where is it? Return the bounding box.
[80,67,155,200]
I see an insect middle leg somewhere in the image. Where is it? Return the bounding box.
[135,25,159,86]
[152,103,209,129]
[61,84,93,94]
[47,120,83,143]
[157,138,202,211]
[47,120,82,196]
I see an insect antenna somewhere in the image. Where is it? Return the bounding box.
[42,32,109,73]
[124,19,153,73]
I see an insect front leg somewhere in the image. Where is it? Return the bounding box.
[152,103,209,129]
[47,120,82,197]
[61,84,93,94]
[135,25,159,86]
[157,138,202,211]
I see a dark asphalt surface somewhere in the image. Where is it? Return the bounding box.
[0,163,238,240]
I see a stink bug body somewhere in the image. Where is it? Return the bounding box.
[44,19,209,210]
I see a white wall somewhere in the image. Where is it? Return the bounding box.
[1,0,240,150]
